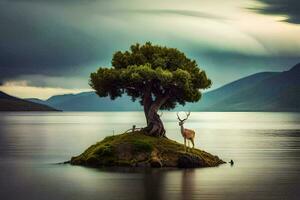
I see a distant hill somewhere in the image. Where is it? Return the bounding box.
[26,63,300,112]
[27,92,142,111]
[0,91,58,111]
[186,63,300,111]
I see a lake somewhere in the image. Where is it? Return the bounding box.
[0,112,299,200]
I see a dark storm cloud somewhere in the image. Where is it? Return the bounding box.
[252,0,300,24]
[0,0,112,81]
[3,0,96,3]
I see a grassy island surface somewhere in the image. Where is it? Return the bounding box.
[71,131,225,168]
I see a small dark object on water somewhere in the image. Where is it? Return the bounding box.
[230,160,234,165]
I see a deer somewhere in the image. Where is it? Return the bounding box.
[177,112,195,152]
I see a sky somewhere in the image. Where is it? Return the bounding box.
[0,0,300,99]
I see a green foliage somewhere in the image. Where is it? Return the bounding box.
[90,42,211,109]
[95,144,114,157]
[102,135,116,143]
[132,140,153,153]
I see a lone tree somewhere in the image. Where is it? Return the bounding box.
[90,42,211,137]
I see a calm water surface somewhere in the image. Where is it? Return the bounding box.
[0,112,299,200]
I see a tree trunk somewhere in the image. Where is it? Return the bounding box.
[143,84,152,125]
[143,110,166,137]
[143,95,169,137]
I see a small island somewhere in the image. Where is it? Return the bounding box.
[71,131,225,168]
[71,42,224,169]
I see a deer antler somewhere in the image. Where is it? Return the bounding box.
[176,112,183,122]
[182,111,191,121]
[185,111,191,119]
[177,111,191,122]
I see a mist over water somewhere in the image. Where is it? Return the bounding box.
[0,112,299,200]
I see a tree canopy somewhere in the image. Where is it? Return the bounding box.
[90,42,211,110]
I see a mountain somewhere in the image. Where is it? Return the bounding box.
[27,92,142,111]
[26,63,300,112]
[26,98,48,105]
[0,91,58,111]
[188,63,300,111]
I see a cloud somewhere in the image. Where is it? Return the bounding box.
[125,9,225,20]
[5,75,90,89]
[0,80,91,100]
[251,0,300,24]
